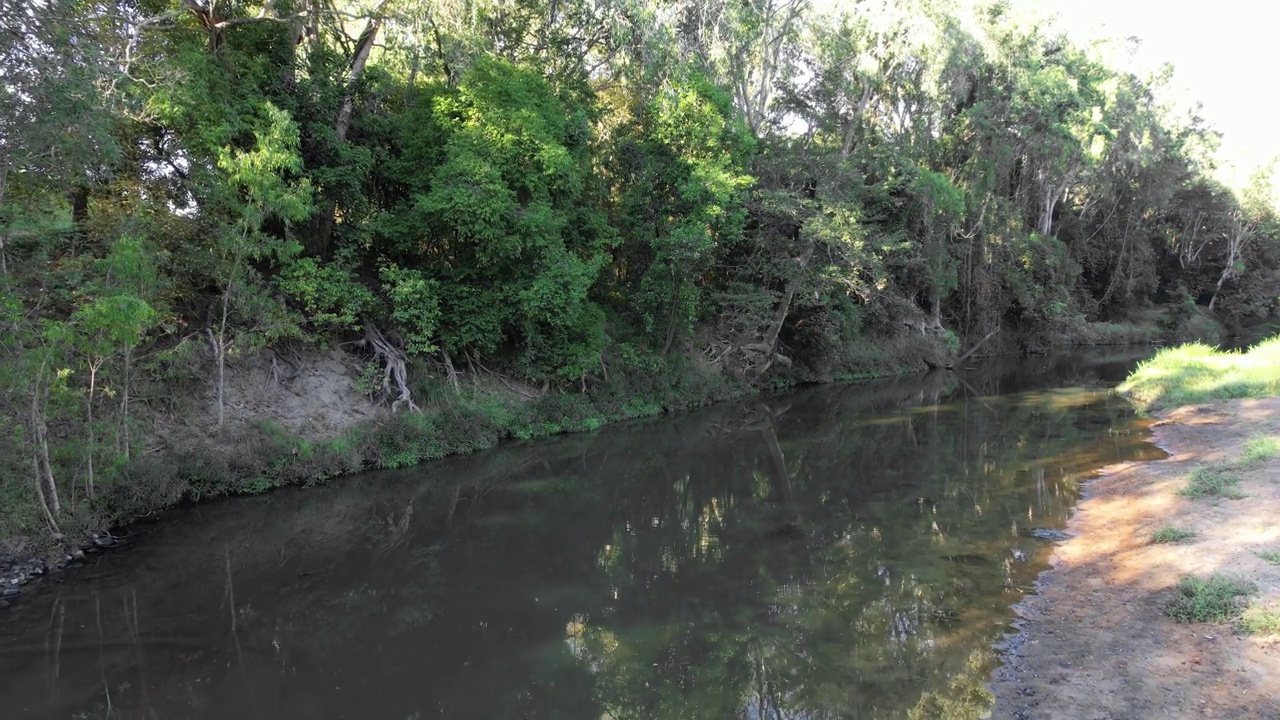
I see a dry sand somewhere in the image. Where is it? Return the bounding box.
[990,398,1280,719]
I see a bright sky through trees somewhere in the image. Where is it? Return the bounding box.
[1033,0,1280,191]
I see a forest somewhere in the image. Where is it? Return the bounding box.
[2,0,1279,548]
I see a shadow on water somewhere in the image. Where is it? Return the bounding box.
[0,349,1166,719]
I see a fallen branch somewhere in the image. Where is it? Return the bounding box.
[950,328,1001,368]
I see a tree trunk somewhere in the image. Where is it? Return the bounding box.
[0,166,8,280]
[118,346,133,460]
[334,1,391,144]
[30,365,63,537]
[85,361,99,499]
[1210,212,1249,312]
[758,239,816,368]
[314,0,392,257]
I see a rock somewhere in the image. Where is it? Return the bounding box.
[1,587,20,599]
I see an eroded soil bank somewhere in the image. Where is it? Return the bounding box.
[990,398,1280,719]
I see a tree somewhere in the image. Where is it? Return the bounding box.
[206,103,312,426]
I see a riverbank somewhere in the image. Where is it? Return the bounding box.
[0,313,1225,603]
[989,396,1280,718]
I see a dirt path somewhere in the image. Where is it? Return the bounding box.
[990,398,1280,720]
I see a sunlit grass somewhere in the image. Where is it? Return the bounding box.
[1119,337,1280,412]
[1149,525,1196,544]
[1239,603,1280,635]
[1163,574,1256,623]
[1259,550,1280,565]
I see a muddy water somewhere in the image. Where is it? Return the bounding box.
[0,351,1166,720]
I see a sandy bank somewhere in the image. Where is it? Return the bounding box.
[990,398,1280,719]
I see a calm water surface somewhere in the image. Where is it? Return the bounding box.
[0,351,1166,719]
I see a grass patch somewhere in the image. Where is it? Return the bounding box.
[1119,336,1280,412]
[1259,550,1280,565]
[1241,435,1280,465]
[1239,603,1280,635]
[1180,465,1246,499]
[1163,574,1257,623]
[1149,525,1196,544]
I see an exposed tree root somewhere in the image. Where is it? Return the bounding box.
[268,345,301,385]
[360,321,419,412]
[440,347,460,392]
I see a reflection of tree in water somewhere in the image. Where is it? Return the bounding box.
[0,354,1159,719]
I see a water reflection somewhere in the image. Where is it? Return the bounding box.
[0,351,1164,719]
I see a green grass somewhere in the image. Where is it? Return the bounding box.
[1241,435,1280,465]
[1259,550,1280,565]
[1149,525,1196,544]
[1163,574,1257,623]
[1238,603,1280,635]
[1180,465,1246,500]
[1119,336,1280,412]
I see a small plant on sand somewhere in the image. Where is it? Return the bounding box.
[1180,465,1246,500]
[1259,550,1280,565]
[1149,525,1196,544]
[1238,603,1280,635]
[1241,435,1280,465]
[1163,574,1257,623]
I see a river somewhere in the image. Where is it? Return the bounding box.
[0,350,1166,719]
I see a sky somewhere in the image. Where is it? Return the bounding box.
[1030,0,1280,190]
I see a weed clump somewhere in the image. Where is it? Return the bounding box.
[1239,599,1280,632]
[1180,465,1246,500]
[1239,604,1280,635]
[1259,550,1280,565]
[1241,435,1280,465]
[1149,526,1196,544]
[1163,574,1256,623]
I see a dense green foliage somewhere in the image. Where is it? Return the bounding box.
[3,0,1280,544]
